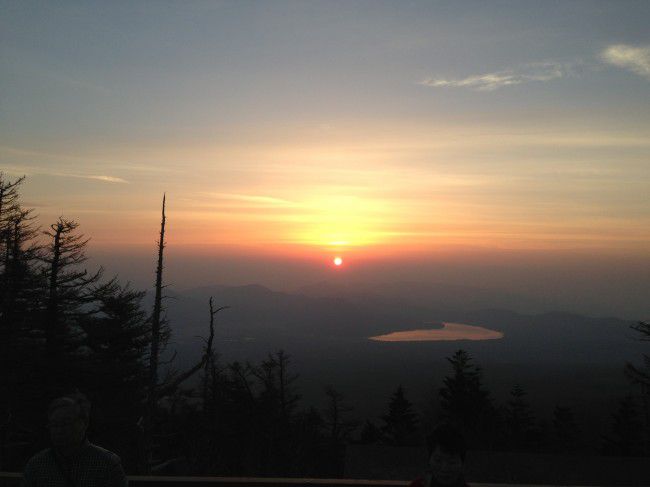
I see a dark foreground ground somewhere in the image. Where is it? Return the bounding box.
[2,457,649,487]
[345,444,650,486]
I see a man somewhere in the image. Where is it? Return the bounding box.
[22,393,128,487]
[409,423,469,487]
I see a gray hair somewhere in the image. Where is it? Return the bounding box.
[48,392,91,422]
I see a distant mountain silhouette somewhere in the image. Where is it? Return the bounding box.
[149,282,643,368]
[145,281,644,435]
[164,283,438,339]
[296,280,547,314]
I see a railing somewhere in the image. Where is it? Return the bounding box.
[0,475,407,487]
[0,473,574,487]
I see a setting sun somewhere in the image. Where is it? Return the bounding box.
[333,257,343,267]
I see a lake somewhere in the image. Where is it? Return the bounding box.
[368,322,504,342]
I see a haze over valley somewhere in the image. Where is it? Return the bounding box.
[157,281,645,443]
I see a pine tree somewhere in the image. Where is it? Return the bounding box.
[553,405,580,453]
[323,386,358,444]
[381,385,418,446]
[0,190,40,328]
[359,420,381,444]
[0,174,42,470]
[0,174,40,360]
[83,280,150,408]
[39,217,103,394]
[322,386,357,476]
[292,407,326,476]
[0,174,40,353]
[254,350,301,424]
[503,384,535,450]
[0,173,25,270]
[439,349,494,446]
[251,350,302,474]
[602,394,644,456]
[80,280,151,468]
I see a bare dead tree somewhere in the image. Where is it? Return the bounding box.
[143,194,167,468]
[149,193,166,385]
[276,350,300,423]
[156,299,228,398]
[229,361,257,405]
[141,195,228,472]
[200,298,229,413]
[324,386,358,444]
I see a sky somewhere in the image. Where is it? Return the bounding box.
[1,1,649,317]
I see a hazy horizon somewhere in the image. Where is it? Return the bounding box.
[2,1,649,320]
[83,241,649,320]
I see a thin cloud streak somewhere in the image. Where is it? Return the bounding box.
[47,171,130,184]
[601,44,650,79]
[68,174,129,183]
[0,145,165,173]
[421,62,573,91]
[4,165,129,184]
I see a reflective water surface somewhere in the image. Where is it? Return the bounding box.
[369,322,504,342]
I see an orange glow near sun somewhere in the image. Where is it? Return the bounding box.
[333,257,343,267]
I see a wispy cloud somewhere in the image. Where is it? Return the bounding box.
[2,165,129,184]
[420,62,573,91]
[0,145,175,173]
[70,174,129,183]
[50,172,129,183]
[601,44,650,79]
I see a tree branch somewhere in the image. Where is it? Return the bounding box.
[155,299,228,399]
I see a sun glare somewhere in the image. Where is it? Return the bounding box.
[333,257,343,267]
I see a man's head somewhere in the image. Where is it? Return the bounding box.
[426,424,466,486]
[47,393,90,450]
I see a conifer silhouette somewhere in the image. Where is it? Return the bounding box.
[439,349,494,447]
[381,385,418,446]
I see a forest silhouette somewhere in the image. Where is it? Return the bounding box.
[1,173,649,483]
